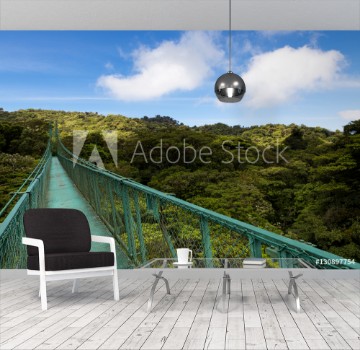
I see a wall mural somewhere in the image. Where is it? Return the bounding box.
[0,31,359,268]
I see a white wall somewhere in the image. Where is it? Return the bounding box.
[0,0,359,30]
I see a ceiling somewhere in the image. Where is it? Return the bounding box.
[0,0,359,30]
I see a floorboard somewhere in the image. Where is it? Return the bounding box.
[1,276,359,350]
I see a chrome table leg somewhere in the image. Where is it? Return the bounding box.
[147,271,170,313]
[220,271,231,312]
[288,271,303,312]
[222,271,231,295]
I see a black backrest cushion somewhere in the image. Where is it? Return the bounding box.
[23,209,91,256]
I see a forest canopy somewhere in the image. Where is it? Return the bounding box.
[1,108,359,261]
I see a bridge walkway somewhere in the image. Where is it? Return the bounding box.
[45,156,126,266]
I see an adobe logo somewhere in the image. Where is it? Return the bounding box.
[72,130,118,169]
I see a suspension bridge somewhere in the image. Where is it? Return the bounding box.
[1,129,359,270]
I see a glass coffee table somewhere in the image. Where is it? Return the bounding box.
[141,258,313,312]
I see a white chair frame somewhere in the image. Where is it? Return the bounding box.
[22,235,119,311]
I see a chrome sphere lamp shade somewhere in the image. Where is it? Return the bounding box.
[215,0,246,103]
[214,72,246,103]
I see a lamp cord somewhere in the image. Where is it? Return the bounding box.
[229,0,232,72]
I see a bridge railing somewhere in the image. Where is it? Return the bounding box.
[57,136,360,270]
[0,142,52,268]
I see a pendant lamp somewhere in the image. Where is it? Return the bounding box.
[214,0,246,103]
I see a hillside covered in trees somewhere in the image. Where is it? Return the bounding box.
[1,108,359,261]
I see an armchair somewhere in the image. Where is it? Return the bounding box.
[22,208,119,310]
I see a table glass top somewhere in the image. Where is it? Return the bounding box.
[140,258,314,269]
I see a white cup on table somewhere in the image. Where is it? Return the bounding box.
[176,248,192,264]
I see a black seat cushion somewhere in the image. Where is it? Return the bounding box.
[27,252,114,271]
[23,209,91,256]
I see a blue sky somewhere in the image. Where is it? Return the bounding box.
[0,31,359,130]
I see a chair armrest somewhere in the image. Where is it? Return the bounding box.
[22,237,45,272]
[91,235,117,267]
[91,235,116,253]
[91,235,114,244]
[22,237,44,249]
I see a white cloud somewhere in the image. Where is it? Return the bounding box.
[0,58,57,73]
[240,38,262,56]
[105,62,114,70]
[97,32,224,101]
[339,110,360,121]
[242,45,345,108]
[332,78,360,88]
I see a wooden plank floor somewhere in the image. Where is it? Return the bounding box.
[0,276,359,350]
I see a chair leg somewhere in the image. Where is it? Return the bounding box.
[39,274,47,311]
[113,268,119,301]
[72,279,78,293]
